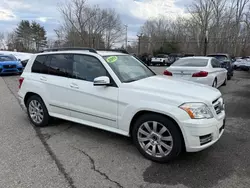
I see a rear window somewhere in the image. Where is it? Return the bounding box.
[171,58,208,67]
[208,55,228,61]
[31,55,48,74]
[155,54,167,58]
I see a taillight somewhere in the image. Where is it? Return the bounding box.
[19,77,24,89]
[163,70,173,76]
[192,71,208,77]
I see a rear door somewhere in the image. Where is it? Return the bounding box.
[30,54,72,117]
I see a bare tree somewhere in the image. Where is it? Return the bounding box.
[58,0,124,48]
[0,32,6,49]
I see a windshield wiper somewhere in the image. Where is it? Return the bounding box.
[123,79,138,83]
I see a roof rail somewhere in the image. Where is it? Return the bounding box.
[39,47,97,53]
[96,49,130,54]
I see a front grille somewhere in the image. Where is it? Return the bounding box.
[3,65,16,69]
[3,69,16,73]
[212,97,224,115]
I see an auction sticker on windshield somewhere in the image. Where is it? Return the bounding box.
[106,56,118,63]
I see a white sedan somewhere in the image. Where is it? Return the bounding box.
[163,57,228,88]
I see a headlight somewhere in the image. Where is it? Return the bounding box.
[179,103,213,119]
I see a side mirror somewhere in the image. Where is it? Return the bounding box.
[18,59,21,61]
[93,76,111,86]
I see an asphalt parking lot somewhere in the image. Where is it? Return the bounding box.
[0,67,250,188]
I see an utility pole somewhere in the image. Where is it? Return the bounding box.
[124,24,128,50]
[204,30,208,56]
[92,37,95,48]
[137,33,143,55]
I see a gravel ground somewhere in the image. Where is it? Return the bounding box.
[0,68,249,188]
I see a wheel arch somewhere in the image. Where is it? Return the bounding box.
[129,110,186,151]
[24,92,44,107]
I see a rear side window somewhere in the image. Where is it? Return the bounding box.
[47,54,73,77]
[31,55,49,74]
[32,54,73,78]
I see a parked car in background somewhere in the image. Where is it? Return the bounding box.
[164,57,228,88]
[233,58,250,71]
[18,47,225,163]
[219,60,234,80]
[168,53,184,65]
[207,53,234,80]
[0,51,32,67]
[0,54,23,75]
[151,54,169,66]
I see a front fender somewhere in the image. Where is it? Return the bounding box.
[118,100,190,135]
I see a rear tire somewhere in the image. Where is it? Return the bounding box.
[26,95,49,127]
[222,77,227,86]
[212,79,217,88]
[132,113,183,163]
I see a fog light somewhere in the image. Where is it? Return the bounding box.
[200,134,213,145]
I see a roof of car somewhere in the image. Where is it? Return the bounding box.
[180,56,213,60]
[96,51,127,56]
[37,50,128,57]
[207,53,229,56]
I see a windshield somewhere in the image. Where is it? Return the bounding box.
[171,58,208,67]
[103,55,155,83]
[155,54,166,58]
[0,56,17,62]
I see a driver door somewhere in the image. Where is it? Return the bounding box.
[67,54,118,128]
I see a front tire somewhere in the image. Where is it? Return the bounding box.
[132,113,183,163]
[26,95,49,127]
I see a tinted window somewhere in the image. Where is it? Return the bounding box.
[47,54,73,77]
[156,54,167,58]
[31,55,49,74]
[73,55,107,82]
[171,58,208,67]
[211,59,221,68]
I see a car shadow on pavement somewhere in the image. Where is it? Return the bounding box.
[143,131,250,188]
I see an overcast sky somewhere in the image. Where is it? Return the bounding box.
[0,0,192,40]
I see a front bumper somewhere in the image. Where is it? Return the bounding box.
[0,66,23,74]
[181,113,226,152]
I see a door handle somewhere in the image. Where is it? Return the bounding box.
[40,76,47,81]
[70,83,79,89]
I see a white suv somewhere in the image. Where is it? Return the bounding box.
[18,48,226,162]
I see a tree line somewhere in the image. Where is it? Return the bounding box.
[134,0,250,56]
[1,0,250,56]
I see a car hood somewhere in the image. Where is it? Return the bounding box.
[124,75,221,104]
[0,61,19,65]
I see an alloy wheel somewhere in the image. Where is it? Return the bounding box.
[137,121,173,158]
[28,100,44,124]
